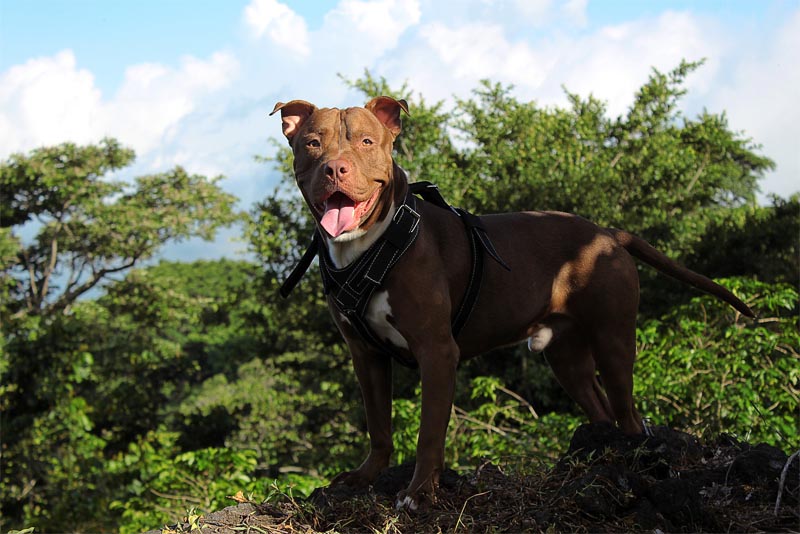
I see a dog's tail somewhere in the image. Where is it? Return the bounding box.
[607,228,755,318]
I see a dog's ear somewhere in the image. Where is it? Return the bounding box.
[270,100,317,142]
[365,96,409,138]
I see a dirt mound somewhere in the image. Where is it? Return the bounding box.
[151,423,799,533]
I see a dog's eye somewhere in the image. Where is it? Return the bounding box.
[362,138,374,146]
[306,139,320,148]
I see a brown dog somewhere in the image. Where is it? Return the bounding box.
[271,96,754,510]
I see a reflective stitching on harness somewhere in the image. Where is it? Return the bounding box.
[364,200,418,285]
[364,243,390,284]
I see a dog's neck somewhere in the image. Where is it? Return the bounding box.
[324,202,396,268]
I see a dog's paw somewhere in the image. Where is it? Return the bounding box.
[394,490,423,512]
[395,485,437,512]
[395,492,419,512]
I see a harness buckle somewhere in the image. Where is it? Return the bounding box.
[393,202,419,223]
[393,203,420,235]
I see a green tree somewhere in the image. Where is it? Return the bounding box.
[1,138,239,322]
[343,63,775,255]
[685,194,799,283]
[0,140,240,530]
[246,158,342,357]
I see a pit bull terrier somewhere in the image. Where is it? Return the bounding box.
[270,96,754,510]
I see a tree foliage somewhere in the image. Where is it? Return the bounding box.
[346,62,775,257]
[0,139,239,323]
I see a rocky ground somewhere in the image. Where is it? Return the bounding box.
[148,423,799,533]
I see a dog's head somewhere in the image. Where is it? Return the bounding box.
[271,97,409,242]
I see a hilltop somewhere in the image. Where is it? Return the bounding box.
[147,423,799,533]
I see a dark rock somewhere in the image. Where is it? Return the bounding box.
[565,422,648,460]
[630,497,668,531]
[729,442,788,487]
[646,468,729,533]
[560,463,633,517]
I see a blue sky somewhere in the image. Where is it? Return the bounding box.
[2,2,240,92]
[1,0,798,260]
[1,2,784,70]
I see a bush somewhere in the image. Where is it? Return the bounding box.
[635,277,799,447]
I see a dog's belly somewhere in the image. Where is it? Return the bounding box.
[365,290,409,349]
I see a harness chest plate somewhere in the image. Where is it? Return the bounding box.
[318,195,421,367]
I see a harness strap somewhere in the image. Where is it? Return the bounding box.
[280,232,321,298]
[410,182,510,271]
[455,208,511,271]
[451,215,483,337]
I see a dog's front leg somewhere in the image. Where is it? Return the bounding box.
[331,341,393,488]
[396,338,459,510]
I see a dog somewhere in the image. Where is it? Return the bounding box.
[270,96,754,510]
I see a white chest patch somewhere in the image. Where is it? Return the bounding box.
[365,290,409,349]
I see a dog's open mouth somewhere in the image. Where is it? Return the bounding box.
[316,188,381,238]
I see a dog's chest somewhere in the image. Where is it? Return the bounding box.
[363,290,409,349]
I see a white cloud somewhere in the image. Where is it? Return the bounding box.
[329,0,421,35]
[554,11,723,117]
[2,0,796,221]
[513,0,552,24]
[0,51,102,153]
[243,0,310,56]
[377,6,799,199]
[320,0,421,62]
[255,1,795,201]
[235,0,422,108]
[712,8,800,198]
[509,0,586,28]
[0,50,239,158]
[398,9,719,119]
[562,0,588,28]
[417,21,552,88]
[109,52,239,154]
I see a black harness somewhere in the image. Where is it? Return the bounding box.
[279,181,510,368]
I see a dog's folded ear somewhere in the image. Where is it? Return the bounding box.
[365,96,409,138]
[271,100,317,142]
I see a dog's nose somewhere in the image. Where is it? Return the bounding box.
[324,159,351,181]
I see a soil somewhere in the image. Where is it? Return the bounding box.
[148,423,799,533]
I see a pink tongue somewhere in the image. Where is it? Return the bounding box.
[320,193,356,237]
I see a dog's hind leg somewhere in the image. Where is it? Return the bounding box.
[592,332,644,435]
[544,329,615,424]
